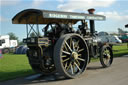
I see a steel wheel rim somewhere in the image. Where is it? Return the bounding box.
[60,36,88,76]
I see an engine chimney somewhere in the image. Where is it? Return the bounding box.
[88,8,95,35]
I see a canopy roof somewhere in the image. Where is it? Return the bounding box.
[12,9,106,24]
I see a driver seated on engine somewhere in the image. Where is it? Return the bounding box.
[43,23,62,38]
[43,23,75,38]
[77,21,89,36]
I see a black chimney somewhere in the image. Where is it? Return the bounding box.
[88,8,95,35]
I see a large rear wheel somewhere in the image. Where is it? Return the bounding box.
[54,34,89,78]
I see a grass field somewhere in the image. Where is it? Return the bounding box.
[0,54,35,82]
[0,43,128,82]
[113,43,128,57]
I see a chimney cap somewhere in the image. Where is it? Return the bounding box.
[88,8,95,14]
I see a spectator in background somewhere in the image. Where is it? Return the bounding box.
[0,49,2,58]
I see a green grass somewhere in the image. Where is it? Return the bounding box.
[0,43,127,82]
[0,54,35,82]
[113,43,128,57]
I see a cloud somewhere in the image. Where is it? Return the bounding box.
[57,0,64,3]
[0,16,8,22]
[97,11,128,22]
[57,0,116,12]
[32,0,44,7]
[0,0,21,6]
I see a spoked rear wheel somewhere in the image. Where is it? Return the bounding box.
[100,45,113,68]
[54,34,89,78]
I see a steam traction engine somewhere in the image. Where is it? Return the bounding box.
[12,9,113,78]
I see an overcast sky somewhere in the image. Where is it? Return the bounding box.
[0,0,128,41]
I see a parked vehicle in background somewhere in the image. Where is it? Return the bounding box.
[0,35,18,53]
[119,33,128,43]
[15,45,28,54]
[0,49,2,58]
[98,32,122,44]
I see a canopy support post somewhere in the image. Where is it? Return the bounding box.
[36,15,40,37]
[26,18,28,38]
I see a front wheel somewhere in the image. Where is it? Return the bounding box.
[54,34,89,78]
[100,45,113,68]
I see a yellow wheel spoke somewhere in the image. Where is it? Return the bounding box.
[77,57,85,62]
[64,44,68,51]
[73,64,75,73]
[67,62,71,70]
[70,64,74,74]
[65,62,68,69]
[74,62,81,71]
[65,41,72,52]
[78,48,84,53]
[61,55,67,58]
[74,40,79,48]
[76,46,79,51]
[62,51,71,55]
[62,58,70,62]
[78,54,82,57]
[75,60,80,66]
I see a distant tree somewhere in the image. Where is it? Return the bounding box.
[110,32,118,36]
[118,28,128,35]
[7,32,18,40]
[118,28,124,34]
[19,41,25,45]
